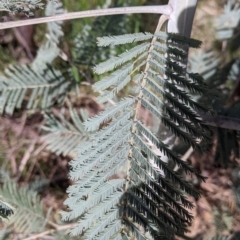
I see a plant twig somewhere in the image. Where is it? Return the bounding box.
[178,114,240,169]
[22,223,77,240]
[0,5,172,30]
[17,139,37,179]
[133,14,169,122]
[200,114,240,131]
[181,147,194,161]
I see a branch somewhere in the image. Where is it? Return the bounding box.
[200,114,240,131]
[134,14,169,122]
[22,223,77,240]
[178,115,240,163]
[0,5,172,30]
[168,0,198,37]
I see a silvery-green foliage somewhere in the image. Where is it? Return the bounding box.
[45,0,66,44]
[41,108,89,156]
[0,228,12,240]
[0,64,74,115]
[32,40,60,71]
[188,50,220,82]
[62,30,213,239]
[32,0,65,70]
[73,0,135,69]
[210,236,228,240]
[0,175,77,239]
[214,0,240,40]
[0,0,69,116]
[187,50,220,103]
[0,0,44,16]
[0,179,46,233]
[52,231,78,240]
[228,58,240,81]
[188,52,240,167]
[189,2,240,168]
[27,177,49,192]
[0,200,14,221]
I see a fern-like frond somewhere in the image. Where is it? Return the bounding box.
[84,98,135,131]
[188,50,220,81]
[97,74,132,103]
[142,87,210,140]
[72,193,122,236]
[61,179,125,236]
[94,43,150,74]
[63,107,133,237]
[165,71,212,96]
[31,0,64,71]
[27,178,49,192]
[135,121,206,181]
[91,110,133,142]
[68,116,130,196]
[70,148,127,192]
[144,73,205,125]
[0,200,14,221]
[0,64,74,115]
[146,69,213,114]
[73,1,136,67]
[153,42,187,59]
[45,0,66,44]
[132,133,201,198]
[210,236,228,240]
[63,30,214,239]
[96,219,122,240]
[214,0,240,40]
[32,40,60,71]
[80,208,120,239]
[141,98,199,149]
[123,220,152,240]
[97,32,153,46]
[93,63,133,92]
[228,58,240,81]
[41,109,88,156]
[130,147,195,210]
[0,0,44,16]
[126,190,183,234]
[0,180,46,233]
[154,32,202,48]
[0,228,12,240]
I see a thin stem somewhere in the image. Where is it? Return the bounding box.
[129,15,170,186]
[0,5,172,30]
[0,9,11,12]
[200,114,240,131]
[22,223,77,240]
[133,14,169,122]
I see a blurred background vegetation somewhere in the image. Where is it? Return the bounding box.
[0,0,239,239]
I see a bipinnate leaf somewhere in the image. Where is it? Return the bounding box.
[63,29,213,239]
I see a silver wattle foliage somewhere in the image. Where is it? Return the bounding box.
[62,31,214,239]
